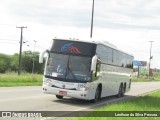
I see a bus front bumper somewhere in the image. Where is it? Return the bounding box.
[42,85,93,100]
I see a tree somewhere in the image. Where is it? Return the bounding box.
[10,53,19,72]
[32,51,44,74]
[0,53,11,73]
[0,51,44,74]
[22,51,33,72]
[21,51,44,73]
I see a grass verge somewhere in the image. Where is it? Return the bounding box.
[76,90,160,120]
[132,77,160,82]
[132,71,160,82]
[0,73,43,86]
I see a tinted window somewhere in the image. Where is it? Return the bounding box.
[113,50,119,66]
[96,44,113,64]
[96,44,133,69]
[45,53,92,82]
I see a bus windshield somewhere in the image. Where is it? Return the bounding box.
[45,53,91,82]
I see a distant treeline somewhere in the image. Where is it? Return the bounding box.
[0,51,44,74]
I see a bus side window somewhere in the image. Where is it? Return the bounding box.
[92,59,101,81]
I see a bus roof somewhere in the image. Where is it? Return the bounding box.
[53,38,96,44]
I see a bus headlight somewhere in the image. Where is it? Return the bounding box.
[43,79,52,86]
[43,82,52,87]
[78,87,89,91]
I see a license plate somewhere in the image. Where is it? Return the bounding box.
[59,91,67,95]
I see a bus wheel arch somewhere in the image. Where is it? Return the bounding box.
[121,83,126,97]
[129,79,131,89]
[91,83,102,103]
[124,83,126,93]
[98,83,102,98]
[117,83,123,98]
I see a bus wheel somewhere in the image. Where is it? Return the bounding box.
[121,84,126,97]
[117,84,123,98]
[56,95,63,99]
[92,87,100,103]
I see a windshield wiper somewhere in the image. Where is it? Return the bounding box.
[67,66,77,80]
[44,74,67,82]
[44,75,55,79]
[65,56,77,81]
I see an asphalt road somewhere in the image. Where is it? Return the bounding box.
[0,82,160,118]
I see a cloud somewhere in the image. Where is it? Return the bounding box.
[0,0,160,68]
[1,0,92,27]
[2,0,160,30]
[94,0,160,30]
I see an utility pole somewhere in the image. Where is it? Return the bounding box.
[32,40,37,74]
[90,0,94,38]
[16,26,27,75]
[149,41,154,78]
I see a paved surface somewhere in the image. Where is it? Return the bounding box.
[0,82,160,119]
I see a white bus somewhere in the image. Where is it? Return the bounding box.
[39,38,133,102]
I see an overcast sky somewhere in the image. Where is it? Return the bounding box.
[0,0,160,68]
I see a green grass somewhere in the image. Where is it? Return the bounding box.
[132,77,160,82]
[0,73,43,86]
[76,90,160,120]
[132,71,160,82]
[132,76,160,82]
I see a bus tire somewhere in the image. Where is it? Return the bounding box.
[91,86,101,103]
[56,95,63,99]
[117,84,123,98]
[121,84,126,97]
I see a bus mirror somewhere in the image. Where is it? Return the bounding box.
[39,50,48,63]
[91,55,98,71]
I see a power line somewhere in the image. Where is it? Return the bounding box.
[23,40,47,50]
[21,41,47,50]
[0,42,18,44]
[0,24,17,26]
[0,39,19,41]
[36,45,47,50]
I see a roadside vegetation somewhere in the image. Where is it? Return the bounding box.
[0,51,44,74]
[132,71,160,82]
[1,72,160,87]
[0,73,43,87]
[0,51,44,87]
[76,90,160,120]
